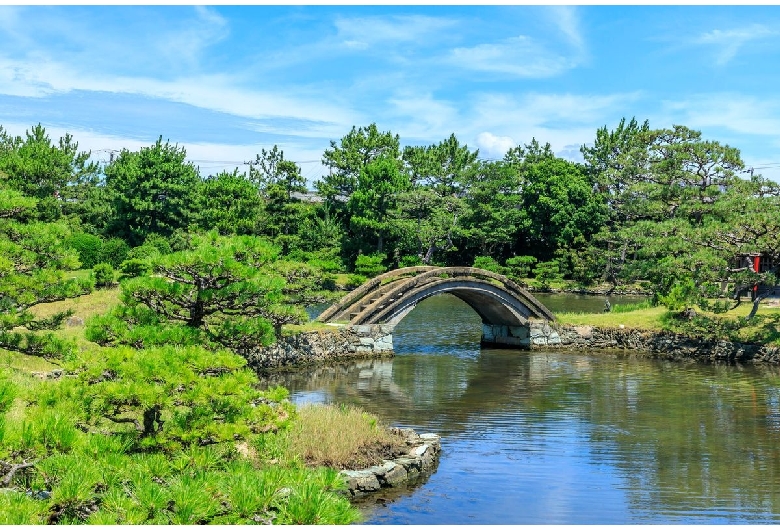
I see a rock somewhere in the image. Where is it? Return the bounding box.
[341,470,381,493]
[380,464,407,487]
[66,316,84,327]
[394,456,422,474]
[412,444,430,457]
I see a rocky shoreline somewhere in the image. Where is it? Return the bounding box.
[339,428,441,499]
[243,325,394,372]
[530,321,780,364]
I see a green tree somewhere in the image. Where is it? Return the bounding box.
[348,155,410,253]
[195,170,263,235]
[402,133,479,197]
[0,186,92,356]
[394,188,465,265]
[88,232,330,349]
[317,123,401,207]
[0,124,100,221]
[250,146,309,252]
[104,137,201,246]
[109,233,283,350]
[460,159,524,259]
[393,134,479,265]
[516,142,607,262]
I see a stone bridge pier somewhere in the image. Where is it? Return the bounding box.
[318,267,559,352]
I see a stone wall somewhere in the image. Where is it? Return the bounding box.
[340,428,441,498]
[243,324,393,372]
[530,321,780,364]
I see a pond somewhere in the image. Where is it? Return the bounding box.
[260,294,780,524]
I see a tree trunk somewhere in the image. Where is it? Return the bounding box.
[142,405,163,437]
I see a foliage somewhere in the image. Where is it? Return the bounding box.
[505,255,537,279]
[460,159,523,259]
[0,187,92,357]
[65,232,103,269]
[345,274,367,290]
[92,263,115,289]
[195,169,263,236]
[0,124,100,221]
[98,237,130,268]
[533,260,563,290]
[317,123,401,207]
[472,256,508,275]
[0,354,361,525]
[92,232,284,351]
[118,258,152,279]
[104,137,200,246]
[348,155,410,254]
[354,253,387,277]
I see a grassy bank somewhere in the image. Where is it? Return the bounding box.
[557,299,780,346]
[0,278,406,525]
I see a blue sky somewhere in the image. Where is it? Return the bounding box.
[2,5,780,183]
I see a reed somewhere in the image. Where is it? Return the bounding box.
[283,403,407,470]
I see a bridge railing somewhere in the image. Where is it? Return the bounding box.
[316,266,437,323]
[318,266,555,324]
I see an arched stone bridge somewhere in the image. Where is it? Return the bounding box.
[317,266,558,350]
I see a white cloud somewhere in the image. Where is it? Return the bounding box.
[473,92,643,128]
[476,132,515,159]
[158,6,229,68]
[387,92,460,141]
[547,6,586,58]
[659,93,780,137]
[0,55,360,136]
[692,24,776,65]
[333,15,456,50]
[448,36,575,78]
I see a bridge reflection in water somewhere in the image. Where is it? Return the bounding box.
[317,267,556,348]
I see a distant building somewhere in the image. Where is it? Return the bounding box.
[290,191,324,203]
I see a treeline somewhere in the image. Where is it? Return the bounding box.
[1,119,779,522]
[1,119,779,314]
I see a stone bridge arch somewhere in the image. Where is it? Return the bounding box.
[317,267,557,349]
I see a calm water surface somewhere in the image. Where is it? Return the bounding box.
[261,295,780,524]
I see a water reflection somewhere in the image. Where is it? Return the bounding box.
[260,294,780,524]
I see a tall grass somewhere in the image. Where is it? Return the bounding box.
[281,404,407,470]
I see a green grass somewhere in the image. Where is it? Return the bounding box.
[557,299,780,346]
[26,285,122,352]
[281,321,336,336]
[557,305,668,330]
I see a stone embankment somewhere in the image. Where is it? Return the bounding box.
[528,320,780,364]
[243,325,393,372]
[339,428,441,498]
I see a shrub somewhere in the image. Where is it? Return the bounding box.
[345,274,367,290]
[399,255,422,268]
[472,256,508,275]
[143,233,173,255]
[533,260,563,289]
[505,255,538,279]
[354,253,386,277]
[126,244,161,262]
[93,263,115,288]
[119,258,152,279]
[98,238,131,268]
[66,233,104,269]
